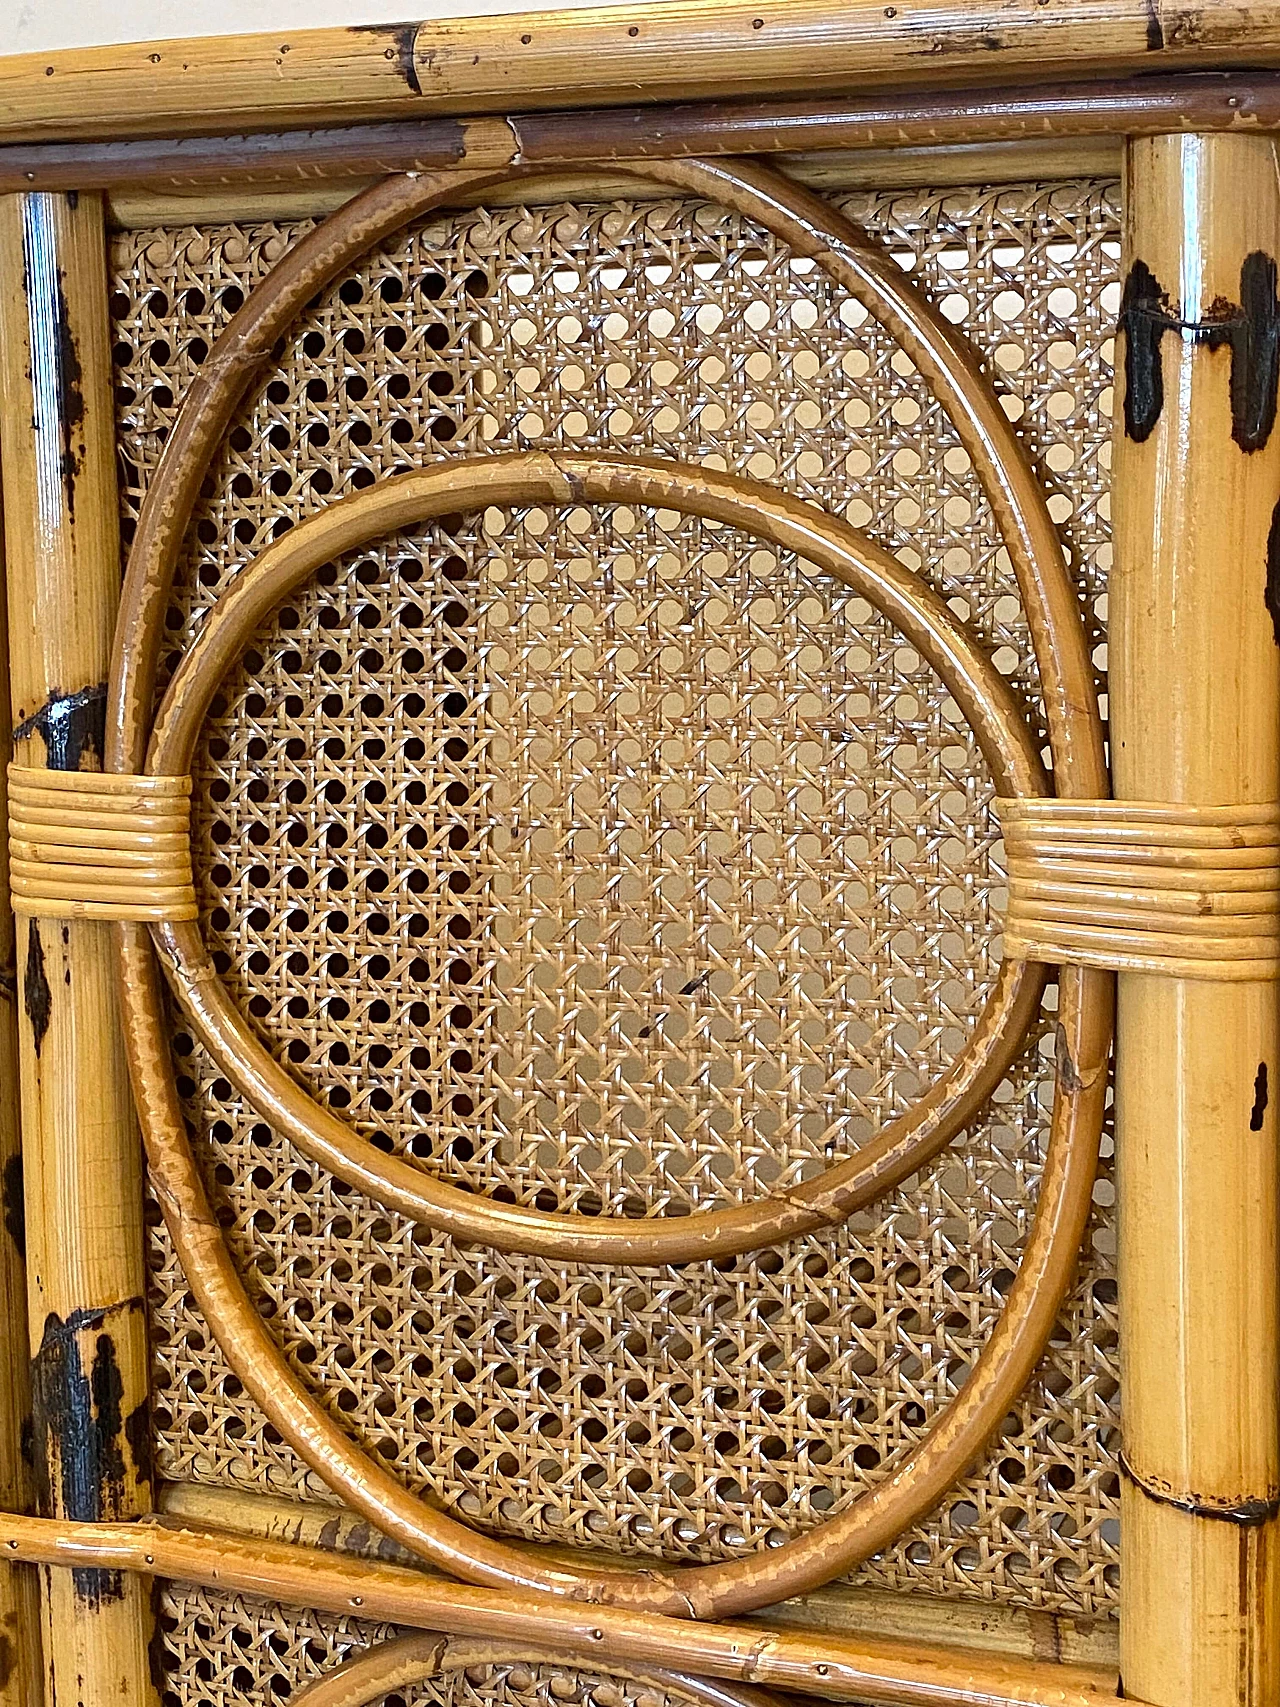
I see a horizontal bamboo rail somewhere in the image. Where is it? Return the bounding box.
[0,72,1269,195]
[103,138,1123,231]
[156,1482,1121,1672]
[0,1512,1126,1707]
[2,3,1280,144]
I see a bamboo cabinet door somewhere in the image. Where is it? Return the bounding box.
[0,70,1276,1707]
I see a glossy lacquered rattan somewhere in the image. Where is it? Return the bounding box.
[998,796,1280,979]
[6,763,196,920]
[115,169,1126,1625]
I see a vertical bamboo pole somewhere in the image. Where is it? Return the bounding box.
[0,496,42,1707]
[1111,133,1280,1705]
[0,192,157,1707]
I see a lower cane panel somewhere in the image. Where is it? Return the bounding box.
[116,175,1120,1630]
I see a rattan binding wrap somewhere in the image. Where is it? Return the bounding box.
[998,797,1280,979]
[6,764,195,920]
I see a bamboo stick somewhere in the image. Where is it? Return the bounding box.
[0,191,157,1707]
[102,138,1123,231]
[0,1512,1124,1707]
[2,4,1280,145]
[1110,133,1280,1706]
[0,499,43,1707]
[4,71,1266,197]
[156,1482,1120,1671]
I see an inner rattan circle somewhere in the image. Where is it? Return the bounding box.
[149,453,1049,1264]
[191,505,1011,1223]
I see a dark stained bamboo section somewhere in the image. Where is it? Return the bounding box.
[2,2,1280,144]
[1110,132,1280,1706]
[0,191,158,1707]
[0,503,41,1707]
[0,1512,1123,1707]
[0,73,1275,196]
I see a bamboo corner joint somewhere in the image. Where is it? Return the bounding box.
[1,8,1280,1707]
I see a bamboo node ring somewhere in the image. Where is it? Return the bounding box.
[997,796,1280,980]
[6,764,196,922]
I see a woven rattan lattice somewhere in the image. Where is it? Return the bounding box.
[110,174,1120,1627]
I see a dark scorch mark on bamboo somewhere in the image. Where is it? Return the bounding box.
[1119,253,1280,450]
[51,262,85,521]
[1222,251,1280,452]
[1118,260,1170,442]
[147,1578,167,1695]
[1268,500,1280,646]
[124,1397,152,1491]
[2,1154,25,1260]
[1145,0,1165,50]
[30,1301,144,1605]
[1120,1450,1280,1525]
[1251,1062,1269,1131]
[13,681,107,772]
[22,922,50,1058]
[348,21,423,96]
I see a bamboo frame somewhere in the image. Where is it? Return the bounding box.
[1109,132,1280,1707]
[0,1512,1124,1707]
[101,138,1127,231]
[0,13,1277,1707]
[155,1481,1121,1673]
[0,192,157,1707]
[0,73,1269,197]
[4,3,1280,144]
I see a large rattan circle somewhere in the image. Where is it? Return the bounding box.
[111,158,1112,1618]
[148,451,1049,1262]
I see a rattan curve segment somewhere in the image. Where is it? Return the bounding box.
[108,157,1114,1618]
[291,1637,786,1707]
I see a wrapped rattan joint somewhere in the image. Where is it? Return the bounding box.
[6,764,196,922]
[996,796,1280,980]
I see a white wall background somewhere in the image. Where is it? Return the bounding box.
[2,0,635,57]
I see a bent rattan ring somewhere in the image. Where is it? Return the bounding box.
[110,158,1113,1617]
[145,450,1049,1259]
[110,155,1108,1265]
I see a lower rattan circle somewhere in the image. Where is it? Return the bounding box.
[147,450,1049,1264]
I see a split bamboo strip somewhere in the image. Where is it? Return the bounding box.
[1110,132,1280,1705]
[155,1482,1121,1672]
[1,71,1267,197]
[0,1513,1124,1707]
[3,3,1280,145]
[0,503,43,1707]
[0,191,157,1707]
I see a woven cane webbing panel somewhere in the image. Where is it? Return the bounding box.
[158,1582,731,1707]
[113,178,1120,1617]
